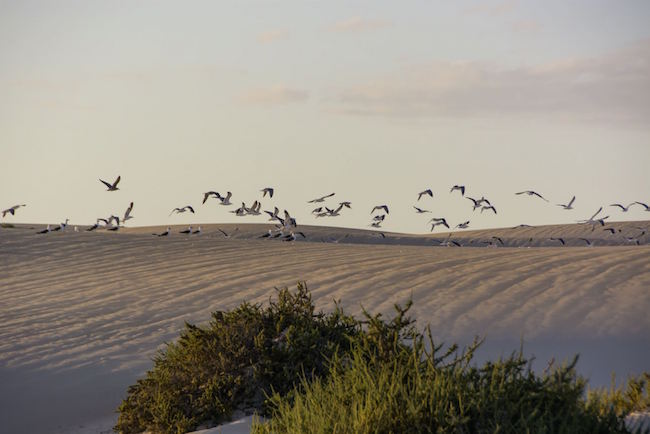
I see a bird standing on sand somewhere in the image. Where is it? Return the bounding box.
[2,204,26,218]
[179,226,192,234]
[516,190,548,202]
[99,176,121,191]
[557,196,576,210]
[154,227,171,236]
[37,224,51,234]
[170,206,195,216]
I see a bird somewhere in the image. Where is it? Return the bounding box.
[481,205,497,214]
[265,207,281,221]
[634,201,649,211]
[179,226,192,234]
[610,203,635,212]
[259,229,274,238]
[52,218,69,232]
[308,193,335,203]
[36,225,51,234]
[123,202,134,224]
[203,191,221,204]
[371,205,389,215]
[417,189,433,201]
[219,192,233,205]
[192,226,202,234]
[86,223,99,231]
[230,203,248,216]
[413,206,430,214]
[170,205,195,216]
[107,225,120,232]
[2,204,26,218]
[154,227,170,237]
[579,238,593,246]
[513,224,532,228]
[557,196,576,210]
[283,231,306,242]
[603,228,620,234]
[550,237,566,245]
[455,221,470,229]
[373,214,386,222]
[430,217,449,230]
[370,221,382,228]
[515,190,548,202]
[450,185,465,196]
[311,207,324,214]
[339,201,352,209]
[466,197,483,211]
[261,187,274,198]
[99,176,121,191]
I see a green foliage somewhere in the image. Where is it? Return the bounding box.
[587,373,650,418]
[0,223,15,228]
[254,301,644,434]
[115,282,358,434]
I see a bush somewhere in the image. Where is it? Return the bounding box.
[115,282,358,433]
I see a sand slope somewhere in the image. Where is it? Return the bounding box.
[1,222,649,433]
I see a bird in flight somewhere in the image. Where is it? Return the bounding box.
[609,203,635,212]
[123,202,134,224]
[515,190,548,202]
[170,205,195,216]
[99,176,121,191]
[450,185,465,196]
[2,204,26,218]
[371,205,389,215]
[261,187,274,198]
[308,192,335,203]
[481,205,497,214]
[219,192,233,205]
[455,221,470,229]
[417,189,433,201]
[557,196,576,210]
[413,206,431,214]
[550,237,566,246]
[203,191,221,204]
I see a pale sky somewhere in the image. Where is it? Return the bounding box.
[1,0,649,233]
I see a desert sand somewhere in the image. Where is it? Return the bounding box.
[1,221,649,433]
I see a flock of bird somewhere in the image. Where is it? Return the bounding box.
[2,175,648,246]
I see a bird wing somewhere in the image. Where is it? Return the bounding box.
[568,196,575,207]
[187,206,195,213]
[99,179,112,188]
[112,176,121,187]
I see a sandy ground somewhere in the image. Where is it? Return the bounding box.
[1,221,649,433]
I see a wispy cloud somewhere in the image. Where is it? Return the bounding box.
[240,85,309,105]
[330,17,390,33]
[257,29,289,44]
[330,40,650,124]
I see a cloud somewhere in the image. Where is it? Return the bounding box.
[240,85,309,105]
[330,17,390,33]
[330,40,650,124]
[257,29,289,44]
[511,19,541,33]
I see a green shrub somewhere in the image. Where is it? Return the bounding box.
[115,282,358,433]
[587,373,650,419]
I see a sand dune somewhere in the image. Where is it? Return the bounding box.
[1,222,649,433]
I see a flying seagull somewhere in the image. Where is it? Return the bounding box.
[308,193,335,203]
[481,205,497,214]
[123,202,134,224]
[283,231,306,242]
[86,223,99,231]
[339,201,352,209]
[413,206,430,214]
[99,176,121,191]
[610,203,635,212]
[2,204,26,218]
[261,187,274,198]
[550,237,566,246]
[515,190,548,202]
[417,189,433,201]
[450,185,465,196]
[371,205,389,215]
[557,196,576,210]
[170,205,195,216]
[466,197,482,211]
[219,192,233,205]
[203,191,221,204]
[455,221,470,229]
[372,214,386,222]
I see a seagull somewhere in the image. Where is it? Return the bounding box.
[450,185,465,196]
[550,237,566,245]
[515,190,548,202]
[373,214,386,222]
[170,205,195,216]
[634,201,649,211]
[192,226,202,234]
[283,231,306,242]
[417,189,433,201]
[123,202,134,224]
[430,218,449,230]
[339,201,352,209]
[579,238,593,246]
[466,197,483,211]
[246,201,262,215]
[370,221,382,228]
[481,205,497,214]
[2,204,26,218]
[513,224,532,229]
[219,191,233,205]
[203,191,221,204]
[37,224,51,234]
[557,196,576,210]
[610,203,635,212]
[261,187,274,198]
[603,228,620,234]
[259,229,274,238]
[154,227,171,237]
[455,221,470,229]
[99,176,121,191]
[230,203,248,216]
[265,207,281,221]
[311,207,324,214]
[413,206,431,214]
[179,225,192,234]
[308,193,335,203]
[371,205,389,215]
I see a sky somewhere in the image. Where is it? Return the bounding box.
[1,0,649,233]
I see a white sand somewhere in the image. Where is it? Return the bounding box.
[1,222,648,433]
